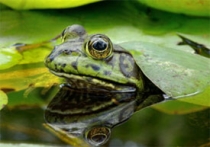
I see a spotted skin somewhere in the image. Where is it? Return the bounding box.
[45,24,144,91]
[71,61,77,70]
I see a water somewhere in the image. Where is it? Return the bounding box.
[0,85,209,147]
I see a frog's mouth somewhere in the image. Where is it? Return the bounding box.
[50,70,136,93]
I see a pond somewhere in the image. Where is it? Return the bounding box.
[0,1,209,147]
[0,84,209,147]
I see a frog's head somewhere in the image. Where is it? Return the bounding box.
[45,25,144,92]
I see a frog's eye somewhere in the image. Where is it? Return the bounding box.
[85,126,111,146]
[84,34,113,59]
[61,24,86,42]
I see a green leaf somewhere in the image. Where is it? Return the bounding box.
[0,143,60,147]
[178,86,210,107]
[152,100,208,114]
[137,0,210,17]
[7,88,47,107]
[0,0,100,10]
[0,47,22,70]
[0,63,60,92]
[121,41,210,100]
[0,90,8,110]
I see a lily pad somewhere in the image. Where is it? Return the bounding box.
[0,62,60,92]
[0,47,22,70]
[137,0,210,17]
[152,100,208,114]
[0,143,60,147]
[121,42,210,102]
[0,0,100,10]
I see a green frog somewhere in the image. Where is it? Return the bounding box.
[44,25,210,146]
[45,24,147,93]
[45,24,210,99]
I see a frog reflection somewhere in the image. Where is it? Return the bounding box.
[45,84,136,146]
[44,84,163,146]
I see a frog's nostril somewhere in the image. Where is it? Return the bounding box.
[45,56,54,63]
[62,49,71,55]
[45,58,50,63]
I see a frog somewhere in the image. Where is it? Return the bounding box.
[44,25,210,146]
[45,24,147,92]
[45,24,210,99]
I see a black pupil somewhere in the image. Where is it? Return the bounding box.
[92,40,107,51]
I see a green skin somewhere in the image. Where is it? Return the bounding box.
[44,25,209,146]
[45,24,145,92]
[44,25,166,145]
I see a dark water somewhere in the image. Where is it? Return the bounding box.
[0,85,209,147]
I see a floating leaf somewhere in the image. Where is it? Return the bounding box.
[137,0,210,17]
[0,143,61,147]
[152,100,208,114]
[0,47,22,70]
[121,41,210,107]
[0,0,100,10]
[0,63,60,92]
[178,86,210,107]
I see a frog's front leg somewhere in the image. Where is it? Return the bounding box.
[15,34,61,52]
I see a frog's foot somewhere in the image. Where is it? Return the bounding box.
[14,35,61,52]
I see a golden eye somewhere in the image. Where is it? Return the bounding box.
[61,24,87,42]
[85,126,111,146]
[84,34,113,59]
